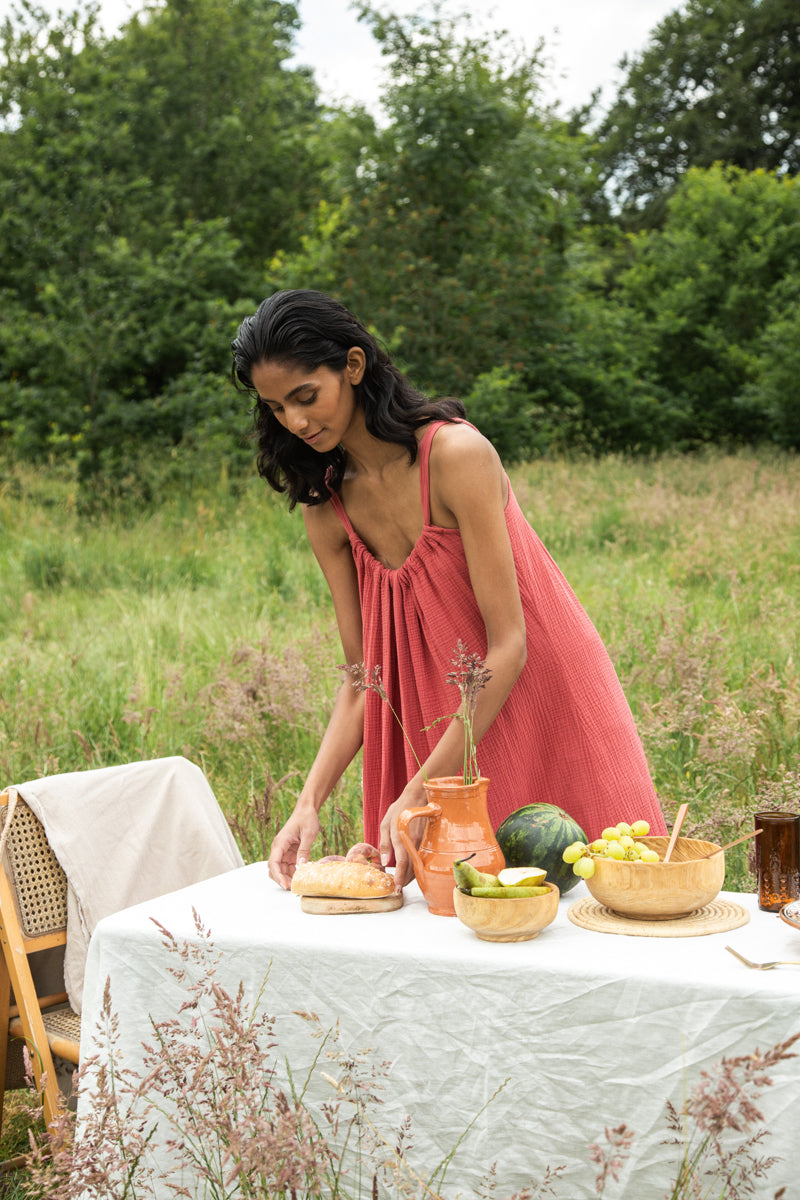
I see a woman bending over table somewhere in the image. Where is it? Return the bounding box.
[231,290,667,889]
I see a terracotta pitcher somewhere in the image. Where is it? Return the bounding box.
[397,776,506,916]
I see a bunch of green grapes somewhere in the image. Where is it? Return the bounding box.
[562,820,661,879]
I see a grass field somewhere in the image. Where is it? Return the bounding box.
[2,447,799,890]
[1,445,799,1177]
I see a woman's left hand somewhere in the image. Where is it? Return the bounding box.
[379,783,428,890]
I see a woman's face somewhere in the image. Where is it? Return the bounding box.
[250,351,365,453]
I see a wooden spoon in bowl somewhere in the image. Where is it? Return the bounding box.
[701,828,761,859]
[663,802,689,863]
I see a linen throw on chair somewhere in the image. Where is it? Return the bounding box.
[14,756,244,1010]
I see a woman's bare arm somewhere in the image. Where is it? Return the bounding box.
[267,502,366,887]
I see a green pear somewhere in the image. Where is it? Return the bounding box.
[453,855,502,892]
[471,885,550,898]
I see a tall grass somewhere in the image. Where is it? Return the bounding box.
[1,447,800,1177]
[0,459,360,856]
[513,450,800,887]
[1,448,799,890]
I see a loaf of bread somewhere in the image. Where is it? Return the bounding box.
[290,858,396,898]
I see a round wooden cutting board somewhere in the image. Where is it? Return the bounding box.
[300,892,404,915]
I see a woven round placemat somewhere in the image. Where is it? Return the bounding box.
[567,896,750,937]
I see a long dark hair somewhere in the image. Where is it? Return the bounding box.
[231,289,465,507]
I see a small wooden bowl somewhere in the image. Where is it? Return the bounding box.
[452,882,560,942]
[585,836,725,920]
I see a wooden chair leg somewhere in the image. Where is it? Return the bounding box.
[0,952,10,1135]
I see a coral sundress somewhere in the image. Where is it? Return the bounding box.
[326,421,666,846]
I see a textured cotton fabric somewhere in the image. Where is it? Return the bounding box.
[78,870,796,1200]
[327,422,667,846]
[17,756,244,1009]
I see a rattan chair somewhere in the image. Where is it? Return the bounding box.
[0,787,80,1132]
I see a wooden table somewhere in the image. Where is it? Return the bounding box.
[79,863,800,1198]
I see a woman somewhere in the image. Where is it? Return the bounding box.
[231,289,667,889]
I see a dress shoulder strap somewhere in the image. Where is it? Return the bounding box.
[326,487,356,537]
[418,421,449,523]
[328,419,468,531]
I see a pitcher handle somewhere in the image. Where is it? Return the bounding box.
[397,802,440,885]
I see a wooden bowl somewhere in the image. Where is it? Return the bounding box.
[452,882,560,942]
[585,836,724,920]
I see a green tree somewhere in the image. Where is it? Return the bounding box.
[268,3,594,457]
[0,0,351,476]
[742,272,800,447]
[596,0,800,222]
[0,219,252,477]
[537,230,689,454]
[613,165,800,444]
[94,0,327,262]
[0,0,329,271]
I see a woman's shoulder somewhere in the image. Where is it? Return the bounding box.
[426,420,507,518]
[427,420,504,476]
[302,497,350,551]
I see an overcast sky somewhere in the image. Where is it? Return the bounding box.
[81,0,682,115]
[291,0,682,114]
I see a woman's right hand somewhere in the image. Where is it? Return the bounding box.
[268,807,321,890]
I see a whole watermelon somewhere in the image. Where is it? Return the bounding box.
[496,803,587,896]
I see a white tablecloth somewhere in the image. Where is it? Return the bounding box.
[79,864,800,1198]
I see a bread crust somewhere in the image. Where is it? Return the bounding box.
[291,859,396,898]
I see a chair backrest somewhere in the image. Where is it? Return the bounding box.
[2,791,68,941]
[0,788,73,1129]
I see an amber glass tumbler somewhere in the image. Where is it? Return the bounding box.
[755,811,800,912]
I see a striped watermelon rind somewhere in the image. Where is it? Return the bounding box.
[495,803,587,896]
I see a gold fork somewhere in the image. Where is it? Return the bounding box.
[725,945,800,970]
